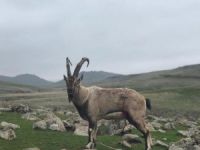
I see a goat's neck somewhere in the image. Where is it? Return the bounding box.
[73,85,89,106]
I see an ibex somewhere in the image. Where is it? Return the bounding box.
[63,57,152,150]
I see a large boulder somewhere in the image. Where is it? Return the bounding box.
[0,129,16,140]
[33,112,65,132]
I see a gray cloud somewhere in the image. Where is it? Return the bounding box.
[0,0,200,81]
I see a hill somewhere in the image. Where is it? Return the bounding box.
[54,71,119,87]
[0,80,38,94]
[93,64,200,91]
[0,74,53,88]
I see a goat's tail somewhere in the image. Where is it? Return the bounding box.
[145,98,152,110]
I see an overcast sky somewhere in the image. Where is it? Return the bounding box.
[0,0,200,81]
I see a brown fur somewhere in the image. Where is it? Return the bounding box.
[69,85,152,150]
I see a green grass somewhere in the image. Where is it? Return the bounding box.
[0,112,184,150]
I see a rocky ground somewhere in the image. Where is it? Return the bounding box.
[0,104,200,150]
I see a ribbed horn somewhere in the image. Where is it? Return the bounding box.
[66,57,72,77]
[73,57,89,77]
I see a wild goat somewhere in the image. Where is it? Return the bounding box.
[63,57,152,150]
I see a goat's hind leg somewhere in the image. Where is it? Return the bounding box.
[127,114,152,150]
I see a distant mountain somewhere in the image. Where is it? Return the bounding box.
[1,64,200,91]
[93,64,200,91]
[54,71,119,87]
[0,74,53,88]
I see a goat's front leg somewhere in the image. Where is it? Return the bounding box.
[85,121,97,149]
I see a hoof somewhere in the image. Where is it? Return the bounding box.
[85,142,95,149]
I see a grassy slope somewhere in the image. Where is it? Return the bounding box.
[0,112,185,150]
[0,81,38,94]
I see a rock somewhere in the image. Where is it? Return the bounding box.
[148,115,168,123]
[163,122,175,130]
[178,126,200,137]
[74,125,88,136]
[33,112,66,132]
[63,120,75,131]
[122,134,142,143]
[178,130,190,137]
[120,140,132,148]
[194,145,200,150]
[21,113,39,121]
[23,148,40,150]
[0,108,12,112]
[177,118,197,128]
[169,137,195,150]
[169,144,184,150]
[11,104,31,113]
[153,140,168,148]
[0,121,20,130]
[45,113,66,132]
[158,129,166,133]
[151,121,162,129]
[33,120,47,130]
[0,129,16,140]
[49,123,60,131]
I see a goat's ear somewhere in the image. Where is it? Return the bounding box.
[80,73,84,81]
[63,75,67,81]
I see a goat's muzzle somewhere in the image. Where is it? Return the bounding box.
[67,88,74,101]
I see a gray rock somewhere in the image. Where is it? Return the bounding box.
[33,120,47,130]
[122,134,141,143]
[45,113,66,132]
[169,144,184,150]
[163,122,175,130]
[177,118,197,128]
[170,137,195,150]
[0,121,20,130]
[120,140,132,148]
[11,104,31,113]
[194,145,200,150]
[0,129,16,140]
[49,123,60,131]
[158,129,166,133]
[23,148,40,150]
[151,121,162,129]
[33,113,66,132]
[178,130,190,137]
[21,113,39,121]
[63,120,75,131]
[0,108,12,112]
[74,125,88,136]
[74,121,88,136]
[153,140,169,148]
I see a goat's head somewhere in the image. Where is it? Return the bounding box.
[63,57,89,102]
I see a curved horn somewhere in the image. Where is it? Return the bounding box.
[66,57,72,77]
[73,57,89,77]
